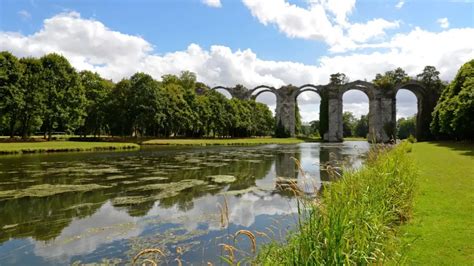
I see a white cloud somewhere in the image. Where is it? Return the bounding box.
[1,12,473,120]
[395,0,404,9]
[437,17,450,29]
[18,10,32,20]
[242,0,400,52]
[202,0,222,8]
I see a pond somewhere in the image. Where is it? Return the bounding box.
[0,141,369,265]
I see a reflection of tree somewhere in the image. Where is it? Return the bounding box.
[0,191,108,243]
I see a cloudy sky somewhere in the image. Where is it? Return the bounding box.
[1,0,473,121]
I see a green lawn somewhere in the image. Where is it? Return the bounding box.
[0,141,139,155]
[401,142,474,265]
[141,137,307,146]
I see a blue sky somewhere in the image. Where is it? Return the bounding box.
[1,0,473,121]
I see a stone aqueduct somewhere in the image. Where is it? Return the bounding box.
[209,80,440,143]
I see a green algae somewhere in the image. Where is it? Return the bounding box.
[207,175,236,184]
[139,176,168,181]
[0,184,111,200]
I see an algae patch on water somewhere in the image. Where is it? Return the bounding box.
[0,184,111,200]
[207,175,236,184]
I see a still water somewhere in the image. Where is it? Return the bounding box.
[0,142,369,265]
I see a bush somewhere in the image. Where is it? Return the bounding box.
[257,143,417,265]
[407,134,417,143]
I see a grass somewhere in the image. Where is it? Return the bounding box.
[257,142,417,265]
[400,141,474,265]
[0,141,139,155]
[141,137,307,146]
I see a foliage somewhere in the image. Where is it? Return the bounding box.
[342,111,356,137]
[258,143,417,264]
[0,51,23,137]
[354,114,368,138]
[406,134,417,143]
[430,60,474,140]
[0,53,275,139]
[329,73,349,85]
[373,67,409,90]
[40,53,86,140]
[397,116,416,139]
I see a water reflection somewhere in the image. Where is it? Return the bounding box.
[0,142,369,265]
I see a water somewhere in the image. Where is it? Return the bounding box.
[0,142,369,265]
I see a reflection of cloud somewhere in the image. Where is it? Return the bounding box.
[32,202,142,262]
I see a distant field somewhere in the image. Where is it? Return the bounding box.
[0,141,139,155]
[142,138,308,146]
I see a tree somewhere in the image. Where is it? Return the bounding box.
[342,111,356,137]
[397,116,416,139]
[417,66,441,89]
[106,79,133,136]
[329,73,349,85]
[18,57,45,138]
[128,73,163,136]
[373,67,409,90]
[79,70,113,137]
[354,115,368,138]
[431,60,474,140]
[40,53,86,140]
[0,51,23,137]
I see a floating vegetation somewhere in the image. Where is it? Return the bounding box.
[184,158,202,163]
[201,162,228,167]
[139,176,168,182]
[0,184,111,200]
[106,175,132,180]
[131,179,207,192]
[245,159,262,163]
[207,175,236,184]
[220,187,261,196]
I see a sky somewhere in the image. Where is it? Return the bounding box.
[1,0,473,122]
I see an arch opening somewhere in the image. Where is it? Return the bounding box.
[296,90,321,138]
[253,90,277,116]
[395,89,419,140]
[342,89,370,140]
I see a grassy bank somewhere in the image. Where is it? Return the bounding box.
[141,137,307,146]
[257,143,417,264]
[401,142,474,264]
[0,141,139,155]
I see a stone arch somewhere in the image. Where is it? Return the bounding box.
[249,85,278,99]
[210,86,234,98]
[394,80,434,140]
[295,85,325,136]
[339,80,376,100]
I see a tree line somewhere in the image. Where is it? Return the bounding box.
[0,51,275,139]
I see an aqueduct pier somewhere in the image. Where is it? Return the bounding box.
[209,80,440,143]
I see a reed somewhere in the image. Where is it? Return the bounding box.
[257,142,417,265]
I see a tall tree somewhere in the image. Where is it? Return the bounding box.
[0,51,23,137]
[40,53,86,140]
[18,57,45,138]
[431,60,474,140]
[79,70,114,137]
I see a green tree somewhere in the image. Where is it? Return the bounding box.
[0,51,23,137]
[128,73,163,136]
[79,70,113,137]
[18,57,45,138]
[431,60,474,140]
[354,114,368,138]
[397,116,416,139]
[342,111,356,137]
[373,67,409,90]
[40,53,86,139]
[330,73,349,85]
[106,79,133,136]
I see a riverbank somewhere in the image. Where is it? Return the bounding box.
[141,137,309,146]
[257,142,417,264]
[401,142,474,264]
[0,141,139,155]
